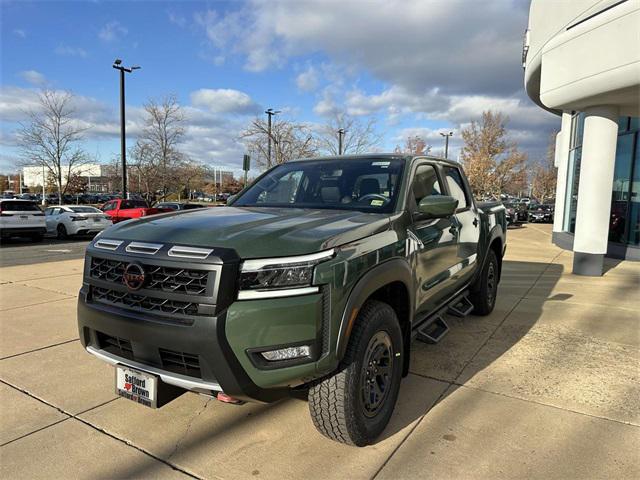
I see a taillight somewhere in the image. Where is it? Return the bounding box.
[70,215,85,221]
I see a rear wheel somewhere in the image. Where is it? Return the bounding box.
[469,249,498,315]
[56,224,68,239]
[308,300,403,446]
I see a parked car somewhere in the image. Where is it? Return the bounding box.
[44,205,112,238]
[100,198,172,223]
[503,202,528,225]
[0,199,46,241]
[155,202,206,211]
[528,204,554,223]
[78,154,507,446]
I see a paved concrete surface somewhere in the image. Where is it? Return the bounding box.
[1,223,638,479]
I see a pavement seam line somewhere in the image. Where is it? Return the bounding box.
[370,380,454,480]
[0,338,80,361]
[0,295,76,312]
[408,370,640,428]
[0,379,204,480]
[0,417,72,447]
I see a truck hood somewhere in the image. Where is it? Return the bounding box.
[102,206,392,258]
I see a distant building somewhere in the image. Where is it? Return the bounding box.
[523,0,639,275]
[22,163,110,192]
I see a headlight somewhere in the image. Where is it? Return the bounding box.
[238,249,335,298]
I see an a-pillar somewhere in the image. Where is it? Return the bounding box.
[572,105,619,276]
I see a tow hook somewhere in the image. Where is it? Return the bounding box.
[216,392,245,405]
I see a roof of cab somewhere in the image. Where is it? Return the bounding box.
[288,153,462,167]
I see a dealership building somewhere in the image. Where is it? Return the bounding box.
[524,0,639,275]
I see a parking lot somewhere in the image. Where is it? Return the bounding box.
[1,223,639,479]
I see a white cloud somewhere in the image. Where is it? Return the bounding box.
[194,0,528,96]
[99,21,128,42]
[55,44,88,57]
[190,88,261,115]
[296,66,319,92]
[0,85,252,172]
[13,29,26,38]
[18,70,47,87]
[167,11,187,28]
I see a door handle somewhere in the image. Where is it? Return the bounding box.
[473,217,478,227]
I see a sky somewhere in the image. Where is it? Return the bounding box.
[0,0,559,175]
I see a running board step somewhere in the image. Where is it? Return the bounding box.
[416,316,449,344]
[448,296,474,317]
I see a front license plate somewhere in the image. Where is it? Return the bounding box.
[116,366,157,408]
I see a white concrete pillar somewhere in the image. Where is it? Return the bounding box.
[572,105,618,276]
[553,112,572,233]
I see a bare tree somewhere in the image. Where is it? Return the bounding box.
[394,135,431,155]
[136,95,186,199]
[17,90,89,204]
[460,110,528,198]
[531,132,558,202]
[315,113,381,155]
[241,116,316,169]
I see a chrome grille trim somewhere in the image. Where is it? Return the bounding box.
[95,239,123,251]
[167,246,213,259]
[125,241,163,255]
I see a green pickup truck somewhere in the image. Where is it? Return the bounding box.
[78,154,506,446]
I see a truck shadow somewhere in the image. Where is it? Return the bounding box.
[378,259,564,441]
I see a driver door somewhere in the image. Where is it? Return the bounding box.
[407,163,461,315]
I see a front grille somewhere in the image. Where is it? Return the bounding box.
[92,286,199,318]
[160,348,202,378]
[90,257,209,295]
[97,332,134,360]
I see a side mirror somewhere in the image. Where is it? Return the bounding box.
[418,195,458,218]
[226,194,237,205]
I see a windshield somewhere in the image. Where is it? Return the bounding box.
[233,158,405,213]
[69,206,101,213]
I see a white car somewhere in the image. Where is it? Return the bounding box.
[0,199,47,241]
[45,205,113,238]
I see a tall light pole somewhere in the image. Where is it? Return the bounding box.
[265,108,280,166]
[338,128,345,155]
[113,59,140,199]
[440,131,453,159]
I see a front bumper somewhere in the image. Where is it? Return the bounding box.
[77,286,326,403]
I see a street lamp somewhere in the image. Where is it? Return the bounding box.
[440,131,453,159]
[338,128,345,155]
[113,59,140,199]
[265,108,281,166]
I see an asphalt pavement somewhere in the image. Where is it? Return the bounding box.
[0,236,91,267]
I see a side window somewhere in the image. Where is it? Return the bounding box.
[52,208,62,216]
[443,167,470,210]
[412,165,442,207]
[102,202,115,212]
[44,208,53,216]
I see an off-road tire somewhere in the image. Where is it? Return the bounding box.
[57,224,67,239]
[308,300,403,446]
[469,249,498,315]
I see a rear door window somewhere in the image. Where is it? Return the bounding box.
[443,167,470,210]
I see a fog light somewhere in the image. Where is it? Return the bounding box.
[261,345,311,361]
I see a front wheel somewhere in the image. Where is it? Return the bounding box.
[469,249,498,315]
[308,300,403,446]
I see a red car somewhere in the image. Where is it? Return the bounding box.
[100,199,172,224]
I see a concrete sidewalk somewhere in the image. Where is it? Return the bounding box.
[1,224,639,479]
